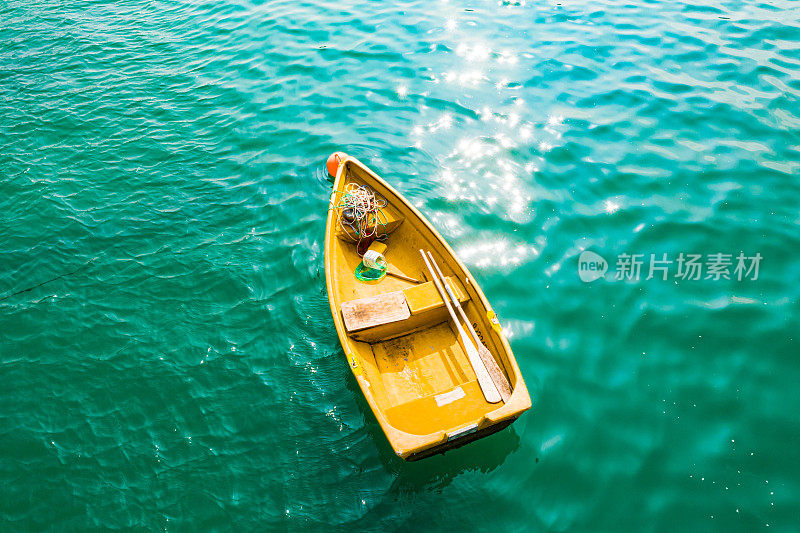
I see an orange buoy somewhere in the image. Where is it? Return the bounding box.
[326,152,347,176]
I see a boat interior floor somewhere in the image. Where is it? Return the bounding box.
[359,323,491,434]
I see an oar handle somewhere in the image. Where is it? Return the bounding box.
[442,276,459,302]
[427,252,481,345]
[420,250,463,335]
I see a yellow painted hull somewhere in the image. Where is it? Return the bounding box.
[324,155,531,460]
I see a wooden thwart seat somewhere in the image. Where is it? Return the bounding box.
[340,277,469,343]
[339,291,410,332]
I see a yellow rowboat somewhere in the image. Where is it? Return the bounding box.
[324,153,531,460]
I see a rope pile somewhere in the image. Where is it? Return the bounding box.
[332,182,388,255]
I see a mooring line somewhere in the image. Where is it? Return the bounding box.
[0,256,99,302]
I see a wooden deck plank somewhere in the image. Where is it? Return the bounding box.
[340,291,410,332]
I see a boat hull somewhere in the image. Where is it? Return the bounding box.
[324,154,531,460]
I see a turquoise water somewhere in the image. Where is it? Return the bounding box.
[2,0,800,529]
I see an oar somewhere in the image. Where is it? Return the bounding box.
[427,251,512,402]
[420,249,501,404]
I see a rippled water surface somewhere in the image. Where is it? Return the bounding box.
[3,0,800,530]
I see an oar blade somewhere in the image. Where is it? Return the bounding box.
[476,343,512,402]
[463,336,502,404]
